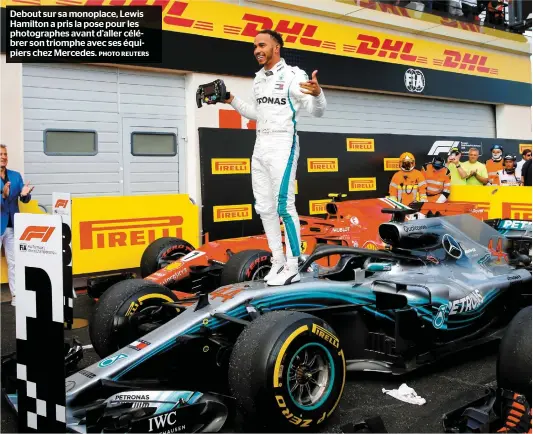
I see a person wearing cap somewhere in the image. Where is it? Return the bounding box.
[516,148,531,174]
[388,152,428,205]
[486,144,504,185]
[495,154,522,186]
[462,148,489,186]
[421,156,451,203]
[446,147,468,185]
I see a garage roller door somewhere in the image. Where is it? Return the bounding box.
[22,63,186,209]
[297,88,496,138]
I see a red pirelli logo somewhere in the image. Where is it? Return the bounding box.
[308,158,338,172]
[20,226,55,242]
[502,203,532,221]
[349,177,376,191]
[347,138,375,152]
[211,158,250,174]
[79,216,183,250]
[384,158,400,171]
[213,205,252,222]
[309,199,330,215]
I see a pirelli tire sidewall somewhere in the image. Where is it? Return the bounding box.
[140,237,195,278]
[89,279,179,358]
[220,249,272,286]
[229,311,346,430]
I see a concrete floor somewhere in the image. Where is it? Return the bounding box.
[0,283,500,433]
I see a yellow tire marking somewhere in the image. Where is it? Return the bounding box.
[138,293,174,303]
[327,349,346,418]
[273,325,309,388]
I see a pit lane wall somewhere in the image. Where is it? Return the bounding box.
[1,194,199,283]
[198,128,532,240]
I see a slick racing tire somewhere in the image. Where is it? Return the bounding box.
[228,311,346,431]
[140,237,195,278]
[497,306,532,403]
[89,279,180,358]
[220,249,272,286]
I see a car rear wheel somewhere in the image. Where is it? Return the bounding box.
[89,279,180,358]
[228,311,346,431]
[497,306,532,403]
[220,249,272,286]
[140,237,195,278]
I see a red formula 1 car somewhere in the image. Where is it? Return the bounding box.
[87,195,489,298]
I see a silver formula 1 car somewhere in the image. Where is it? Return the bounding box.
[7,211,533,433]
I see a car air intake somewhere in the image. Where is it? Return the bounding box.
[379,223,401,246]
[326,203,338,215]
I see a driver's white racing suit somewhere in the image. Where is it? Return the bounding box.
[230,58,327,282]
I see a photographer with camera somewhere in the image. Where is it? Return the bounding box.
[446,147,468,185]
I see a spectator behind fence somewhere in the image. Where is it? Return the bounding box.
[521,158,532,187]
[517,148,531,174]
[486,144,504,185]
[0,144,34,307]
[446,147,468,185]
[495,154,521,186]
[462,148,489,186]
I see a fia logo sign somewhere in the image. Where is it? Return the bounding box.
[404,68,425,93]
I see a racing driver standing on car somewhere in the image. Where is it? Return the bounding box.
[224,29,327,286]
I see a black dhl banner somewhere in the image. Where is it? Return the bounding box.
[199,127,529,240]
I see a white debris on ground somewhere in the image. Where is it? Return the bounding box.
[382,383,427,405]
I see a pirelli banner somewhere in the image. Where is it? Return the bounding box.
[199,127,530,240]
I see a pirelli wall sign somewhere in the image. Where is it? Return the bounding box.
[71,194,199,274]
[199,127,530,240]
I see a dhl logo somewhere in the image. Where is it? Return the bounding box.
[213,204,252,222]
[355,34,422,64]
[6,0,526,83]
[239,13,325,48]
[20,226,55,242]
[383,158,400,171]
[79,216,183,250]
[211,158,250,175]
[502,203,532,221]
[349,177,376,192]
[308,158,338,173]
[347,138,375,152]
[519,144,532,154]
[434,49,498,76]
[309,200,330,215]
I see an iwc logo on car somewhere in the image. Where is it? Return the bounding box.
[404,68,425,93]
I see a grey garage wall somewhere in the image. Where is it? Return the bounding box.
[22,63,186,209]
[294,88,496,138]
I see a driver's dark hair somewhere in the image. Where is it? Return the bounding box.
[258,29,284,47]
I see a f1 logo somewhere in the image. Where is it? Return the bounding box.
[54,199,69,208]
[19,226,55,242]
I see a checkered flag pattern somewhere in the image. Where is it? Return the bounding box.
[15,213,67,433]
